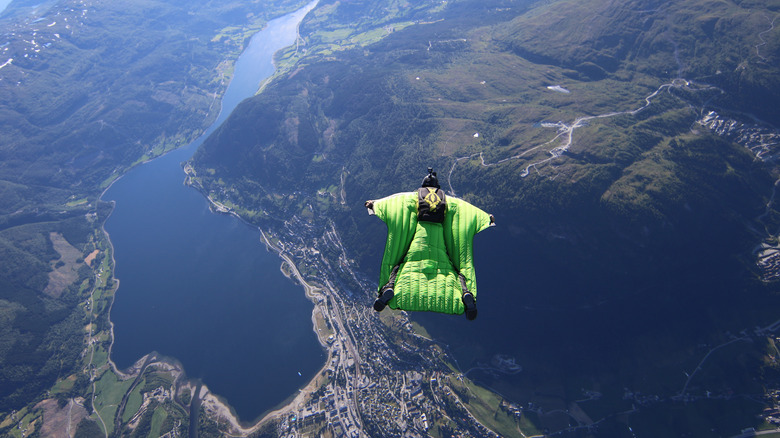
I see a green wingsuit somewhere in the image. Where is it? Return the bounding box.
[368,190,493,317]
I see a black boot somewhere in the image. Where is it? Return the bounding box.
[462,292,477,320]
[374,286,394,312]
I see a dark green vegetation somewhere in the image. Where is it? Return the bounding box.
[0,215,95,411]
[0,0,308,432]
[190,0,780,435]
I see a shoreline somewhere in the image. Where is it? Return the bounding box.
[98,168,335,435]
[88,3,330,433]
[192,224,335,434]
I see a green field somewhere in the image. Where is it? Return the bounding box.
[92,370,134,436]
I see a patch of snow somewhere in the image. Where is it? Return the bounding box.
[546,85,570,93]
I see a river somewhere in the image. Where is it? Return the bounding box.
[103,1,322,423]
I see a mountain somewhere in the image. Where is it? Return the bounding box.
[190,0,780,435]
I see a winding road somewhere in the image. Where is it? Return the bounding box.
[447,77,712,193]
[755,13,778,62]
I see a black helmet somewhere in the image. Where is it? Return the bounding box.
[421,167,440,189]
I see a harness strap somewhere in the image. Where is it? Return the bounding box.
[459,272,477,320]
[458,273,470,297]
[379,264,400,297]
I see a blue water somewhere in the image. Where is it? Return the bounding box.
[0,0,11,15]
[103,1,322,422]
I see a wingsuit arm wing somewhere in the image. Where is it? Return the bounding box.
[368,192,418,289]
[443,197,493,297]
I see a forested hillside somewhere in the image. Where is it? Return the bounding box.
[192,0,779,273]
[190,0,780,435]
